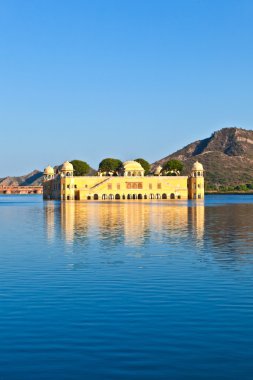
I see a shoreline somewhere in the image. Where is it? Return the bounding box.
[205,191,253,195]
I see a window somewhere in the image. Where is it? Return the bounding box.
[117,184,120,190]
[108,184,112,190]
[126,182,143,189]
[149,184,152,190]
[157,183,162,189]
[67,184,70,189]
[198,184,201,188]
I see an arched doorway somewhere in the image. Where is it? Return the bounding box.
[127,194,131,200]
[150,194,154,199]
[109,194,114,200]
[156,194,161,199]
[170,193,175,199]
[162,193,167,199]
[94,194,99,200]
[122,195,126,200]
[87,196,91,200]
[144,194,147,199]
[115,194,120,200]
[138,194,143,199]
[102,194,107,200]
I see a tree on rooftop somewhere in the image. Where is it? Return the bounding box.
[99,158,122,175]
[162,160,183,176]
[70,160,90,176]
[134,158,151,176]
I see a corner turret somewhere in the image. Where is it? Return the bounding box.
[188,161,205,199]
[61,161,74,177]
[44,166,54,181]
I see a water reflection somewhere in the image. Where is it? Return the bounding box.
[44,202,56,242]
[44,201,205,247]
[204,204,253,256]
[43,200,253,259]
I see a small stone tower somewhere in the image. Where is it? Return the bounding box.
[43,166,55,181]
[188,161,205,200]
[60,161,74,177]
[61,161,74,201]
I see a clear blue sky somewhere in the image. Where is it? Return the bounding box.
[1,0,253,177]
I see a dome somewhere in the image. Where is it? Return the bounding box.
[62,161,73,171]
[44,165,54,175]
[123,161,144,171]
[192,161,204,171]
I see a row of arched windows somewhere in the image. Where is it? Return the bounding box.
[86,193,181,200]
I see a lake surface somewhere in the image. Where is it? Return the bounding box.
[1,195,253,379]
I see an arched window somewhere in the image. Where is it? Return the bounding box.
[170,193,175,199]
[87,196,91,200]
[115,194,120,200]
[94,194,99,200]
[162,193,167,199]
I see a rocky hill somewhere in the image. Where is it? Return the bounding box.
[153,127,253,188]
[0,170,43,186]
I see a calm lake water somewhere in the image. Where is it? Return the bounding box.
[1,195,253,379]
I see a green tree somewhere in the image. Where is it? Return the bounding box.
[70,160,90,176]
[99,158,122,174]
[134,158,151,176]
[162,159,184,176]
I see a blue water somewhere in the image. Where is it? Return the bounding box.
[1,195,253,379]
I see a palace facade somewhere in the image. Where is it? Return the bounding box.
[43,160,204,201]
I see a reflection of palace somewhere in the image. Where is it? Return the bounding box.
[44,202,56,241]
[189,204,205,244]
[43,161,204,201]
[45,202,205,246]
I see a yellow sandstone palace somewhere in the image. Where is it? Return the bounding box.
[43,160,204,201]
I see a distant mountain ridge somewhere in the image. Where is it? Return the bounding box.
[0,170,43,186]
[153,127,253,187]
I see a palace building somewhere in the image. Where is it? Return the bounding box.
[43,160,204,201]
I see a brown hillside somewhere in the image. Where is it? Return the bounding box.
[153,127,253,188]
[0,170,44,186]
